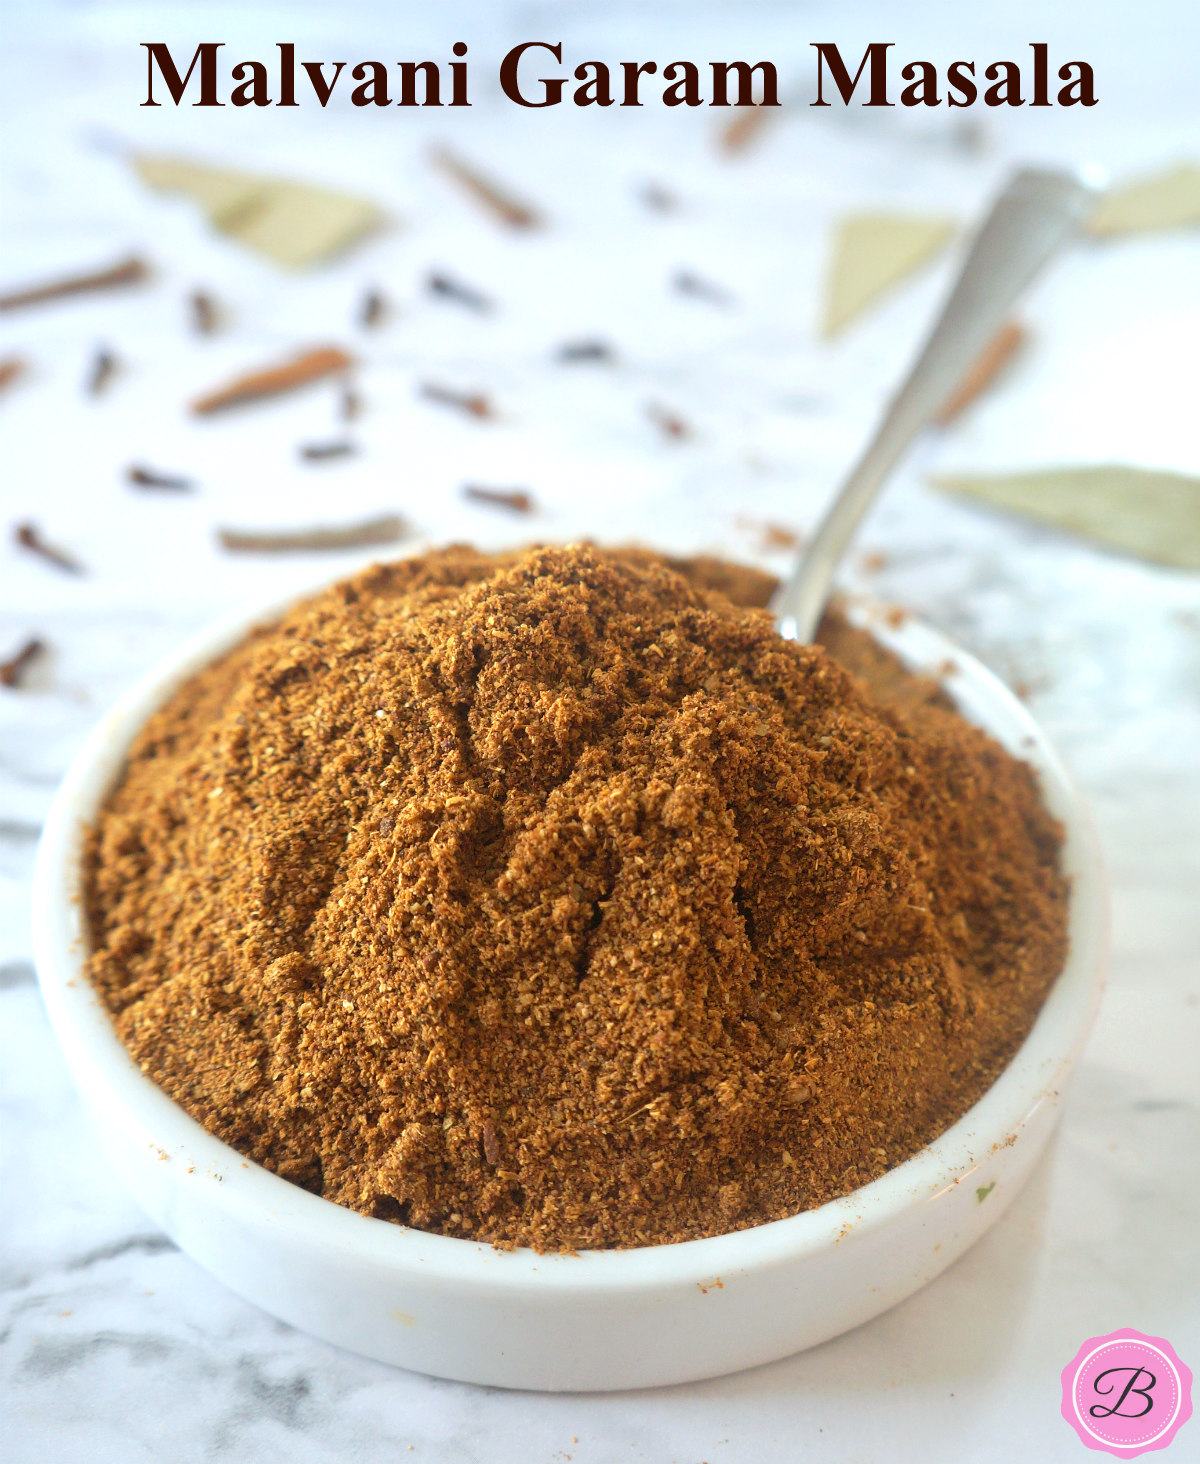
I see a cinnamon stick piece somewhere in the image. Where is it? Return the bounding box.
[191,346,354,415]
[430,146,541,229]
[936,321,1026,425]
[217,513,405,554]
[462,485,534,514]
[0,637,46,688]
[719,104,778,154]
[0,255,149,313]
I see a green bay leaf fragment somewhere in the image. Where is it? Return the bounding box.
[931,465,1200,569]
[821,213,955,338]
[133,153,386,268]
[1089,164,1200,237]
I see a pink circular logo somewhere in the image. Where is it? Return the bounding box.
[1062,1329,1192,1457]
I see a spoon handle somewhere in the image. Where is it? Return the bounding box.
[771,167,1097,643]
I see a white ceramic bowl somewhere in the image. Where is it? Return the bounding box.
[32,580,1106,1392]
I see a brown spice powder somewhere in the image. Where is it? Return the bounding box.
[84,545,1068,1251]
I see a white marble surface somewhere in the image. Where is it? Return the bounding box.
[3,1,1199,1458]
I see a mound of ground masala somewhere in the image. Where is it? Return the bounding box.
[85,545,1068,1250]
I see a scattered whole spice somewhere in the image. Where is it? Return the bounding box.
[217,513,406,554]
[128,464,194,491]
[426,272,492,313]
[0,356,28,395]
[0,636,46,688]
[359,288,389,330]
[430,145,541,229]
[86,347,119,397]
[738,518,803,553]
[647,402,691,440]
[673,269,734,306]
[556,340,615,365]
[299,440,357,463]
[86,545,1067,1252]
[133,154,384,269]
[719,102,780,154]
[189,289,221,335]
[419,382,493,419]
[462,485,535,514]
[14,522,85,575]
[340,387,363,422]
[192,346,355,416]
[935,320,1026,425]
[0,255,149,313]
[640,182,678,213]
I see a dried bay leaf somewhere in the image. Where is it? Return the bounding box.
[233,181,385,268]
[135,155,262,220]
[1089,164,1200,237]
[931,465,1200,569]
[134,154,386,268]
[821,213,955,338]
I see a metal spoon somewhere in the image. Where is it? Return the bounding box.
[771,167,1098,643]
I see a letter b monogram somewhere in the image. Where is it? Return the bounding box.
[1090,1366,1156,1420]
[1062,1330,1192,1456]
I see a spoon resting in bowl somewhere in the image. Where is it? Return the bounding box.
[771,166,1098,644]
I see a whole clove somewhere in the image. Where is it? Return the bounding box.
[340,387,362,422]
[189,290,220,335]
[127,464,194,491]
[0,255,149,313]
[672,269,734,306]
[358,288,389,330]
[217,513,406,554]
[556,339,615,364]
[430,146,541,229]
[419,382,493,419]
[462,485,534,514]
[426,272,492,313]
[299,441,357,462]
[14,522,85,575]
[86,348,119,397]
[0,637,46,689]
[191,346,355,415]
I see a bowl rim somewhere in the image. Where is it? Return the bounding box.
[32,571,1108,1295]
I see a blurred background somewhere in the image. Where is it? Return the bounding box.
[2,2,1199,1461]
